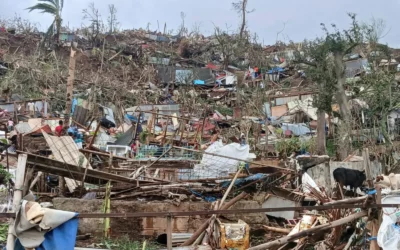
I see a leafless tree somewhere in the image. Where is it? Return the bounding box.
[178,12,187,36]
[82,2,105,46]
[107,4,120,33]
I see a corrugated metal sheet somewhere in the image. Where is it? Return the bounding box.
[0,104,14,112]
[43,131,92,193]
[126,104,180,122]
[175,69,193,84]
[157,66,175,83]
[345,58,368,77]
[72,105,90,126]
[300,94,313,100]
[149,57,170,65]
[275,96,300,106]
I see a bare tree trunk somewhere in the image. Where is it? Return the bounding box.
[239,0,247,40]
[64,47,77,126]
[317,110,326,154]
[333,52,351,160]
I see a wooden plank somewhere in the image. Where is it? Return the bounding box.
[6,154,27,250]
[167,216,172,250]
[21,152,154,185]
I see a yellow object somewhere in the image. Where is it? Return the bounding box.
[220,220,250,250]
[103,181,111,238]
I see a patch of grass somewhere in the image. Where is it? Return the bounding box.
[102,237,158,250]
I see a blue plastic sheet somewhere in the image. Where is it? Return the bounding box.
[220,173,267,188]
[194,79,205,85]
[189,189,218,202]
[13,213,79,250]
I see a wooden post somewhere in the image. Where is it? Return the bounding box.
[324,161,332,195]
[64,47,77,126]
[167,215,172,250]
[6,154,27,250]
[376,184,382,225]
[86,122,101,149]
[363,148,373,189]
[161,117,170,146]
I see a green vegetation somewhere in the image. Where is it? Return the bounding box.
[0,165,13,184]
[27,0,64,43]
[275,137,316,157]
[0,223,8,244]
[102,237,158,250]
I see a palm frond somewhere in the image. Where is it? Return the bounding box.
[38,0,56,5]
[45,20,55,39]
[54,0,63,11]
[26,3,57,14]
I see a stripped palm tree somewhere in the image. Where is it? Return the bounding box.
[27,0,64,43]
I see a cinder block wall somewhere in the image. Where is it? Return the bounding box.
[53,198,268,239]
[307,161,382,189]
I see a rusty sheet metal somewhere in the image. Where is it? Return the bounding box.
[72,105,90,126]
[271,105,288,117]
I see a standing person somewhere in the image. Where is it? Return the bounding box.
[7,118,14,132]
[130,142,137,158]
[55,120,63,136]
[254,66,259,78]
[27,101,35,117]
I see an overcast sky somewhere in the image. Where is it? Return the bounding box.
[2,0,399,47]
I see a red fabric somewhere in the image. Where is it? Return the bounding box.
[55,125,63,136]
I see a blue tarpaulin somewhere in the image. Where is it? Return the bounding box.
[13,213,79,250]
[267,67,285,74]
[125,113,139,123]
[281,123,311,136]
[189,189,219,202]
[71,98,78,114]
[220,173,267,188]
[194,79,205,85]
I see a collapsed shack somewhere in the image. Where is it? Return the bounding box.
[5,130,397,250]
[0,94,397,249]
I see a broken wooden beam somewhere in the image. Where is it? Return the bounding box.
[248,211,367,250]
[263,226,291,234]
[323,195,369,205]
[80,148,129,160]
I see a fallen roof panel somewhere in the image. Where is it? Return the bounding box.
[21,152,155,185]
